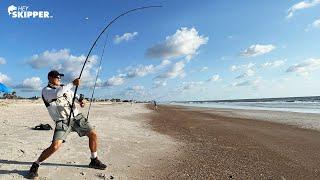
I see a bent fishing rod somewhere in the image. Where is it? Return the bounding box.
[67,5,162,126]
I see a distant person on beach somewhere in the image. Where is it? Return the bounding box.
[27,70,106,179]
[153,100,158,111]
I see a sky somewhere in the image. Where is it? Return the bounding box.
[0,0,320,101]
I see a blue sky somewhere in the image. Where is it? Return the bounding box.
[0,0,320,101]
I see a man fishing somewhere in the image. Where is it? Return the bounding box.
[27,70,107,179]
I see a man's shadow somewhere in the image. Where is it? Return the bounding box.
[0,159,89,177]
[0,169,28,177]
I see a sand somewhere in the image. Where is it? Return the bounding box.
[148,105,320,179]
[0,100,179,179]
[2,100,320,179]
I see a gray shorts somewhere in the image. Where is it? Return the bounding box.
[53,113,94,142]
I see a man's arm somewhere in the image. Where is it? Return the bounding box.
[42,78,80,102]
[42,83,73,102]
[68,78,85,107]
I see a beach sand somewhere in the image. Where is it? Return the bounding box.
[0,100,179,179]
[148,105,320,179]
[1,101,320,179]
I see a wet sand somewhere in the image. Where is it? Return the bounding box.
[147,105,320,180]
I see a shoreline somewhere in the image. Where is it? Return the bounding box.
[170,102,320,114]
[166,104,320,131]
[147,104,320,179]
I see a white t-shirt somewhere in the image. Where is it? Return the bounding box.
[42,83,80,122]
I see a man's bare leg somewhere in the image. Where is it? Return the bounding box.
[37,140,63,163]
[87,130,97,153]
[27,140,63,179]
[86,130,107,170]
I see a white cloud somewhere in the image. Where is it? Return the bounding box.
[127,65,156,78]
[232,79,261,87]
[104,59,171,87]
[16,77,42,91]
[181,81,203,91]
[156,60,186,79]
[104,75,125,86]
[231,63,255,72]
[232,80,250,87]
[261,59,286,68]
[312,18,320,27]
[27,49,70,69]
[27,49,99,87]
[146,27,208,59]
[128,85,144,92]
[207,74,221,82]
[200,66,208,72]
[94,78,103,88]
[125,85,149,100]
[153,80,167,88]
[0,57,6,65]
[287,0,320,18]
[236,69,255,79]
[230,60,285,80]
[230,65,237,72]
[126,60,170,78]
[160,59,171,66]
[114,32,138,44]
[286,58,320,76]
[241,44,275,57]
[305,18,320,31]
[0,72,10,83]
[231,63,257,79]
[146,27,208,87]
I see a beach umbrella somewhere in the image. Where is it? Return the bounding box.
[0,83,12,93]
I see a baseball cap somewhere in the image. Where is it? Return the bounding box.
[48,70,64,78]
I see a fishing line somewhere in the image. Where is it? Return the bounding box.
[86,33,109,120]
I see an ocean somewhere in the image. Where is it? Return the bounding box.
[171,96,320,114]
